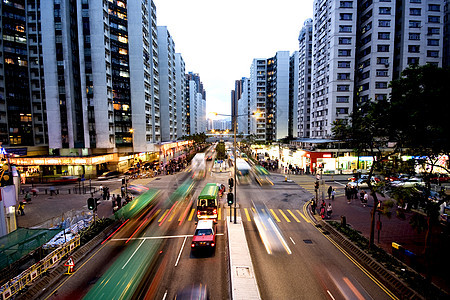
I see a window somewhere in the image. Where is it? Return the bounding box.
[377,45,390,52]
[336,108,349,115]
[338,61,350,68]
[428,4,440,11]
[375,94,387,101]
[337,85,350,91]
[410,0,421,2]
[361,71,370,79]
[339,37,352,45]
[428,27,440,35]
[407,57,419,64]
[361,22,372,34]
[340,13,353,20]
[337,73,350,80]
[376,69,388,77]
[379,20,391,27]
[409,33,420,40]
[338,49,351,56]
[339,25,352,32]
[427,50,439,58]
[428,16,440,23]
[340,1,353,8]
[378,32,390,40]
[427,39,439,46]
[408,45,420,53]
[336,96,349,103]
[379,7,391,14]
[377,57,389,65]
[361,35,372,45]
[375,82,388,88]
[410,8,421,15]
[409,21,421,28]
[360,46,371,57]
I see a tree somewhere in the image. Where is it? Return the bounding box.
[332,99,399,249]
[389,64,450,280]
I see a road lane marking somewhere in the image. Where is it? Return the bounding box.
[188,208,195,221]
[279,209,291,222]
[270,209,281,222]
[218,207,221,220]
[168,206,179,222]
[244,208,251,221]
[122,239,145,269]
[158,209,169,222]
[175,236,187,267]
[343,277,365,300]
[111,233,224,241]
[297,210,309,223]
[327,290,336,300]
[287,210,301,222]
[290,237,296,245]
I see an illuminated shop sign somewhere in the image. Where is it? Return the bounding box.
[10,154,115,166]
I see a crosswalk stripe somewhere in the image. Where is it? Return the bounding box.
[188,208,195,221]
[168,206,178,222]
[287,210,301,222]
[158,209,169,222]
[218,207,221,220]
[278,209,291,222]
[270,209,281,222]
[244,208,251,221]
[297,210,309,222]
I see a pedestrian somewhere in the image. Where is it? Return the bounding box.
[310,198,317,215]
[326,203,333,219]
[319,205,326,219]
[18,201,25,216]
[331,189,336,200]
[345,185,351,204]
[24,191,31,203]
[363,191,369,207]
[116,195,122,209]
[49,186,55,196]
[327,186,332,199]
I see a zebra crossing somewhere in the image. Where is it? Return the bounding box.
[153,206,311,224]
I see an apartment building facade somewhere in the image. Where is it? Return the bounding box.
[301,0,445,139]
[157,26,177,142]
[175,53,186,138]
[249,51,291,142]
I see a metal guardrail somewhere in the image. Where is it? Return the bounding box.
[0,236,80,300]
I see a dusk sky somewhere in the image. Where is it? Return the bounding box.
[153,0,313,117]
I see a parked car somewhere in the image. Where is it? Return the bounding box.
[98,171,120,180]
[390,177,424,188]
[430,173,450,183]
[348,178,378,189]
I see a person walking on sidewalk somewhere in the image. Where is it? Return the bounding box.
[310,198,317,215]
[331,189,336,201]
[327,186,332,199]
[326,203,333,219]
[18,201,25,216]
[363,191,369,207]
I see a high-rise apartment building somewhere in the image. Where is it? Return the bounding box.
[297,19,313,138]
[302,0,445,139]
[237,77,251,135]
[175,53,186,138]
[158,26,177,142]
[289,51,299,138]
[231,79,242,131]
[250,51,291,142]
[0,0,47,149]
[41,0,161,155]
[186,72,206,134]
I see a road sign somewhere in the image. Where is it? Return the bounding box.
[64,257,75,267]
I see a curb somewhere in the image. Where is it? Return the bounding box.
[16,221,120,300]
[306,204,424,300]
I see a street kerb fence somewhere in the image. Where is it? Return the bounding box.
[0,236,80,300]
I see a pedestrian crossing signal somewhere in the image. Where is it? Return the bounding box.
[227,193,234,206]
[87,197,96,210]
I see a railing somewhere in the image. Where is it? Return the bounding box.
[0,236,80,300]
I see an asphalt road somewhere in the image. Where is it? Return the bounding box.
[240,173,395,300]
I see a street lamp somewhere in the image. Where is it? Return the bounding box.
[210,111,260,223]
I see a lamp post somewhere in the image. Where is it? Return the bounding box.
[210,111,261,223]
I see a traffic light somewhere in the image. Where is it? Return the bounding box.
[87,197,96,210]
[314,181,319,190]
[228,178,234,189]
[227,193,234,206]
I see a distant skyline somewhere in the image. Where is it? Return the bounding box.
[153,0,313,116]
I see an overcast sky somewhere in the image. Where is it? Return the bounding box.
[153,0,313,117]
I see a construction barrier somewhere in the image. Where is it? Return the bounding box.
[0,236,80,300]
